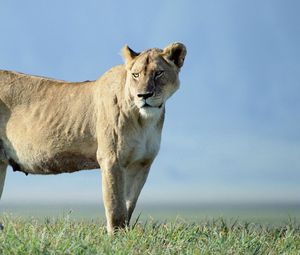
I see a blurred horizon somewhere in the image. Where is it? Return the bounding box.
[2,200,300,224]
[0,0,300,206]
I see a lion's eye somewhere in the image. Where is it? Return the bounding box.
[155,70,164,78]
[132,73,139,79]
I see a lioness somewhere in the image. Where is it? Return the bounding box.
[0,42,186,233]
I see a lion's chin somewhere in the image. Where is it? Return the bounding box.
[139,106,162,119]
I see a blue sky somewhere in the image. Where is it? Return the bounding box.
[0,0,299,204]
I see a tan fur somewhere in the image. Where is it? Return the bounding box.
[0,42,186,233]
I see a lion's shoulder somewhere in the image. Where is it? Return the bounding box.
[97,65,126,83]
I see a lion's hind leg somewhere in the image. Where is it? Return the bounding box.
[0,162,7,230]
[0,162,7,201]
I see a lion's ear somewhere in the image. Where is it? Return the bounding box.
[122,45,139,67]
[162,42,187,69]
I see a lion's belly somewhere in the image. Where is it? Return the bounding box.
[29,153,99,174]
[2,106,98,174]
[2,132,98,175]
[7,150,99,175]
[2,135,98,174]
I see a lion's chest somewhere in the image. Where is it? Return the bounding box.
[122,125,161,168]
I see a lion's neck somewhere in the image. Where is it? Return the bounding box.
[136,106,165,131]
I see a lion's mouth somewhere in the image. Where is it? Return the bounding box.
[141,103,163,109]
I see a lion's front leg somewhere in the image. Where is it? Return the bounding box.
[100,158,127,234]
[125,164,151,225]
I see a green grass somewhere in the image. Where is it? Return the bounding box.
[0,214,300,254]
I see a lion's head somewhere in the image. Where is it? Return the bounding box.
[122,42,186,118]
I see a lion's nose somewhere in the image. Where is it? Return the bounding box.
[137,92,154,99]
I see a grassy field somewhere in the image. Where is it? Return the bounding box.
[0,214,300,255]
[1,203,300,254]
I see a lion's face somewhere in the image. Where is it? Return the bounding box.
[122,43,186,118]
